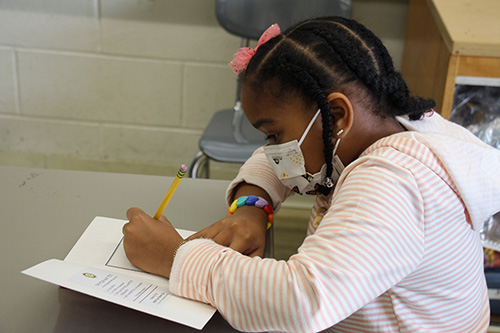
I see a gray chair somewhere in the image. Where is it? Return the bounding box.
[189,0,352,178]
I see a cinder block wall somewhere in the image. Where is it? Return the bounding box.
[0,0,409,178]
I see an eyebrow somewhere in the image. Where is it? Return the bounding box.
[252,118,277,129]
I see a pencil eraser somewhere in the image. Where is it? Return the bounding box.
[180,164,187,172]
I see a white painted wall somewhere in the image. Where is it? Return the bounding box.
[0,0,409,177]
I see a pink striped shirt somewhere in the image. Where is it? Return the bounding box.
[170,115,498,332]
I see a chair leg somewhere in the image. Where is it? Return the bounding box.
[189,151,209,178]
[264,225,274,259]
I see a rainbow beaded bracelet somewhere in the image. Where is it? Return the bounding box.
[228,195,274,230]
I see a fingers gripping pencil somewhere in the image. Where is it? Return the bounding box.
[153,164,187,219]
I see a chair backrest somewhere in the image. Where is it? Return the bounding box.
[216,0,352,40]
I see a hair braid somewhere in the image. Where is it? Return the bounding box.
[297,24,382,93]
[332,17,437,118]
[381,72,435,119]
[275,57,335,195]
[329,17,437,118]
[284,17,436,119]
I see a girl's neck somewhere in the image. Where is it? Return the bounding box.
[338,116,406,166]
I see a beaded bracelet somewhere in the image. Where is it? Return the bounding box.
[228,195,274,230]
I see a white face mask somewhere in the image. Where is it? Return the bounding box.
[263,109,345,196]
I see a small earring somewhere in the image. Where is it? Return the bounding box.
[336,129,344,137]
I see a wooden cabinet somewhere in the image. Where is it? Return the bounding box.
[401,0,500,119]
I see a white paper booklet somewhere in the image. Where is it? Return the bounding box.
[22,216,216,330]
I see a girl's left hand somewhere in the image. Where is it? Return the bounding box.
[122,207,183,279]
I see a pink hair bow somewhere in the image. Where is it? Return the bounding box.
[229,23,281,74]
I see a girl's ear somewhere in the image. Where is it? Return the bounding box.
[326,92,354,138]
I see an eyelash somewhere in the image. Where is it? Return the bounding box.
[266,134,278,142]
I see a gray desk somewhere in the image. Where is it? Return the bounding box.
[0,166,240,332]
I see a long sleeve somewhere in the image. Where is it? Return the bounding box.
[171,153,426,331]
[170,134,489,332]
[225,147,293,211]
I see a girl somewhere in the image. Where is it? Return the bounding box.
[123,17,500,332]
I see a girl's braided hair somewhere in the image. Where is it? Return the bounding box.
[240,16,435,195]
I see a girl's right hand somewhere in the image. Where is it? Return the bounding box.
[186,205,268,257]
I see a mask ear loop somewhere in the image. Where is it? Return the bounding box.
[298,109,322,146]
[323,128,344,188]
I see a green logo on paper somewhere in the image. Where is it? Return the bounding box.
[83,273,96,278]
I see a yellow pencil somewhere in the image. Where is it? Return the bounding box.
[153,164,187,219]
